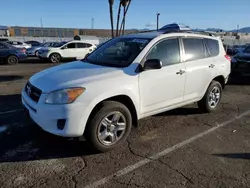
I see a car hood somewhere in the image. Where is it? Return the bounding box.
[29,61,123,93]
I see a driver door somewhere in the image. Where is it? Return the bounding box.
[139,38,186,115]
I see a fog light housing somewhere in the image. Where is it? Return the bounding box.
[57,119,66,130]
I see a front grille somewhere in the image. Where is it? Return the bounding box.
[25,82,42,103]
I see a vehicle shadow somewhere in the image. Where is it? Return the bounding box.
[0,94,203,163]
[0,75,23,82]
[20,57,77,64]
[228,74,250,85]
[155,106,203,117]
[213,153,250,160]
[0,94,98,163]
[0,123,98,163]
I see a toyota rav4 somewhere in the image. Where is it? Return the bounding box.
[22,25,231,152]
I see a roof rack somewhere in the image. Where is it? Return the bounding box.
[138,23,217,37]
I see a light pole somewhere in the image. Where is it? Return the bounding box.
[157,13,160,31]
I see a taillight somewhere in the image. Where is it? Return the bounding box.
[225,55,231,61]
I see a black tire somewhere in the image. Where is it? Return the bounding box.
[198,80,222,113]
[49,53,61,63]
[85,101,132,152]
[6,55,19,65]
[35,51,39,57]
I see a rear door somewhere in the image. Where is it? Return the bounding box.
[75,43,90,59]
[61,42,77,58]
[182,37,213,102]
[0,43,8,62]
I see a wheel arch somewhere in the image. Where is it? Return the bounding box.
[86,95,139,129]
[213,75,225,89]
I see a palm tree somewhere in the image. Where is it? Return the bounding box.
[119,0,131,35]
[108,0,115,38]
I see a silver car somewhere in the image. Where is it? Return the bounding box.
[26,42,58,57]
[6,41,31,49]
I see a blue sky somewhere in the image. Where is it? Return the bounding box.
[1,0,249,30]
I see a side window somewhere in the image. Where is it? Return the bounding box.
[0,43,6,49]
[66,43,76,49]
[183,38,206,61]
[146,38,180,66]
[204,38,219,57]
[77,43,87,48]
[17,42,23,45]
[86,43,92,48]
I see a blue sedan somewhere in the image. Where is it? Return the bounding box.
[0,42,27,65]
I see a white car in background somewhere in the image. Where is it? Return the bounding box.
[37,40,97,63]
[6,41,31,49]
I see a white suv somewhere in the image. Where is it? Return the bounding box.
[37,40,96,63]
[22,28,231,152]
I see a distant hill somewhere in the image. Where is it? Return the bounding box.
[205,27,250,33]
[230,27,250,33]
[138,27,250,33]
[205,28,225,32]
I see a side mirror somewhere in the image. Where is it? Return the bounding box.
[143,59,162,70]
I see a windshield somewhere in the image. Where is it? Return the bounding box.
[41,42,50,47]
[53,41,67,47]
[84,37,151,67]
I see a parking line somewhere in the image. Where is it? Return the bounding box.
[0,109,23,115]
[84,110,250,188]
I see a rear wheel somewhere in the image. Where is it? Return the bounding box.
[85,101,132,152]
[198,81,222,113]
[49,53,61,63]
[6,55,18,65]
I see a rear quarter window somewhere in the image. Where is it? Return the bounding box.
[204,38,219,57]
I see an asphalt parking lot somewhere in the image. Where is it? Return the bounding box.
[0,58,250,188]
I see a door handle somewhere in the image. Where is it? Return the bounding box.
[176,70,185,75]
[209,64,215,68]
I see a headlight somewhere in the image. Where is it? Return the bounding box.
[45,87,85,104]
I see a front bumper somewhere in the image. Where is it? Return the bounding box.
[38,52,49,59]
[21,89,89,137]
[26,50,36,56]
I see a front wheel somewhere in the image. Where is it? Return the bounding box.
[198,80,222,113]
[35,50,39,57]
[85,101,132,152]
[49,53,61,63]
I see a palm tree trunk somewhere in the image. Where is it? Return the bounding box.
[109,0,114,38]
[119,0,131,36]
[116,2,122,37]
[122,6,126,35]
